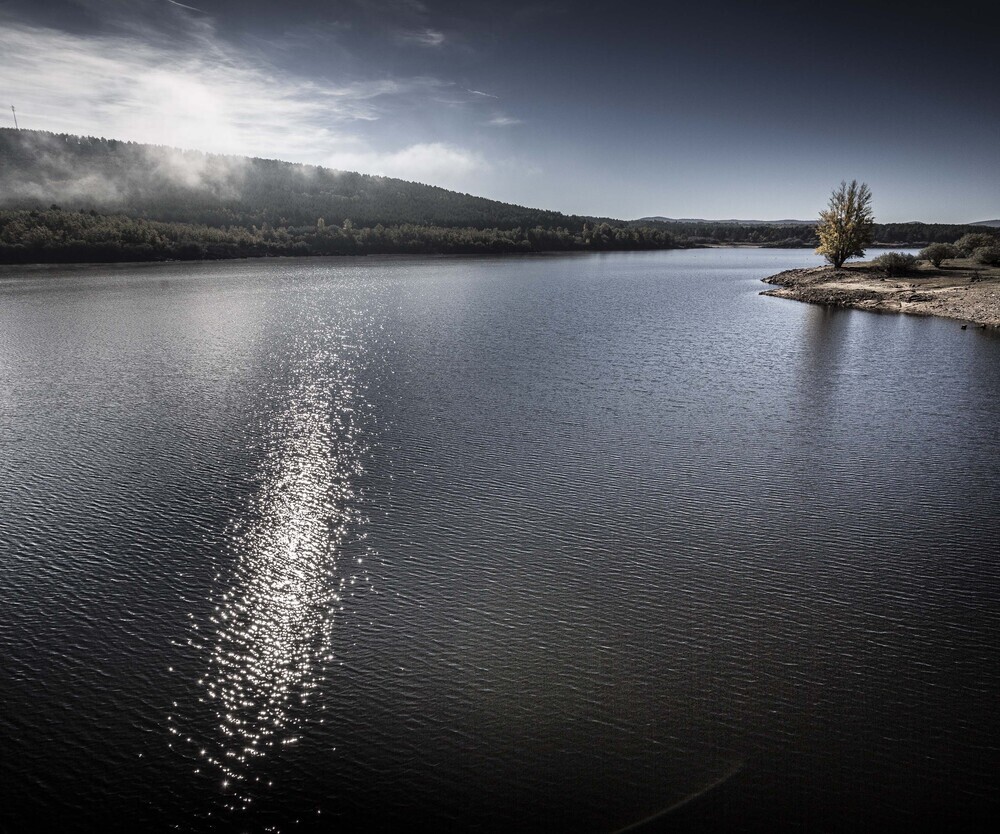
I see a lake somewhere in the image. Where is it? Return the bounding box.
[1,249,998,832]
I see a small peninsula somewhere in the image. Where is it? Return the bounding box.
[761,259,1000,328]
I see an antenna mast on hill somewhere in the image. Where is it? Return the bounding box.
[10,106,18,129]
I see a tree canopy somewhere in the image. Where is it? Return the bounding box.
[919,243,958,267]
[0,208,678,263]
[815,180,875,268]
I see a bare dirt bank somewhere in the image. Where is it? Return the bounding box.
[760,258,1000,328]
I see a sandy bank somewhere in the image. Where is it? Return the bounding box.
[760,259,1000,328]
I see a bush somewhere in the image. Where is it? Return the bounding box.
[973,246,1000,266]
[872,252,918,276]
[919,243,958,267]
[955,232,999,256]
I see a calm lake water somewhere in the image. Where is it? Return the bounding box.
[1,249,998,832]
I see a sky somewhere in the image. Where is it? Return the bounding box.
[1,0,997,222]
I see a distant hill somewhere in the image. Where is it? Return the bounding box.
[0,128,616,232]
[637,216,815,225]
[0,129,684,263]
[628,215,992,250]
[970,219,1000,228]
[0,128,991,264]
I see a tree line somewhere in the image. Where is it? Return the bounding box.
[1,130,993,264]
[630,218,993,248]
[0,209,679,264]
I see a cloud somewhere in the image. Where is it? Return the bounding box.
[467,89,500,99]
[0,21,376,159]
[0,130,251,208]
[0,5,505,196]
[324,143,489,189]
[487,115,523,127]
[164,0,206,12]
[349,0,430,17]
[398,27,445,47]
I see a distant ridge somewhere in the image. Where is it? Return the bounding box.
[0,127,618,232]
[1,129,992,265]
[637,216,815,226]
[970,219,1000,228]
[0,128,682,263]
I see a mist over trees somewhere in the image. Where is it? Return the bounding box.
[0,129,994,264]
[0,129,680,261]
[0,129,613,232]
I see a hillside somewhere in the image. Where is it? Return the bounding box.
[1,129,687,262]
[0,129,992,264]
[0,128,615,232]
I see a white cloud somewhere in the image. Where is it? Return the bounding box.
[0,18,477,179]
[487,115,523,127]
[398,27,446,47]
[164,0,206,12]
[324,143,489,189]
[1,7,504,196]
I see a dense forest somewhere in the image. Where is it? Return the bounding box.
[0,129,616,231]
[0,129,992,263]
[627,219,994,248]
[0,209,677,263]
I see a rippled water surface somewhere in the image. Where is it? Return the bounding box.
[1,250,998,832]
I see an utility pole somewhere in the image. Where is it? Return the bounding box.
[11,106,18,129]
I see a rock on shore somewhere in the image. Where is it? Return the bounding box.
[760,262,1000,328]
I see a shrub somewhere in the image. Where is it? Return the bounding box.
[955,232,999,256]
[973,246,1000,266]
[871,252,918,276]
[919,243,958,267]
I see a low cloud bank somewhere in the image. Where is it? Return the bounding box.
[0,13,488,193]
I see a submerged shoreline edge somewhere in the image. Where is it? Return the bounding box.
[760,263,1000,328]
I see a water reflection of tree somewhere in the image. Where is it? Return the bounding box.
[798,305,851,431]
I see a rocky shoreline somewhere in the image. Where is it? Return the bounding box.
[760,260,1000,328]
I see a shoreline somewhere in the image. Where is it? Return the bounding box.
[760,259,1000,328]
[0,248,682,275]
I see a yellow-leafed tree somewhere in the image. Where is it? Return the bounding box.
[815,180,874,268]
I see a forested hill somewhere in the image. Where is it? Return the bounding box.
[630,218,993,248]
[0,129,989,264]
[0,128,609,231]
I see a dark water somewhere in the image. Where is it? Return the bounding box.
[1,249,998,832]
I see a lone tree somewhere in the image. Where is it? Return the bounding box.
[919,242,958,268]
[815,180,875,268]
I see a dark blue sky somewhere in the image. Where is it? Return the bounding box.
[2,0,997,221]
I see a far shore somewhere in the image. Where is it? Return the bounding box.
[761,257,1000,328]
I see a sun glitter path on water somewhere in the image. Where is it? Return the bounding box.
[169,297,379,821]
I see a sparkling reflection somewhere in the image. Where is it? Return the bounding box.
[179,314,375,815]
